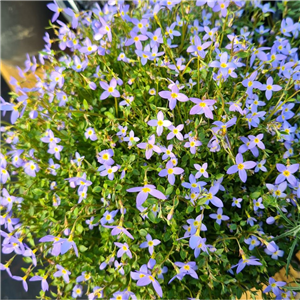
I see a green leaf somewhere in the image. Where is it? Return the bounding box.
[166,186,174,195]
[133,169,140,175]
[76,223,83,234]
[148,211,160,224]
[139,229,148,236]
[250,191,260,198]
[285,237,298,276]
[180,250,186,260]
[104,111,115,119]
[79,245,88,252]
[163,231,171,242]
[156,252,164,263]
[93,186,102,193]
[186,206,194,214]
[83,99,89,110]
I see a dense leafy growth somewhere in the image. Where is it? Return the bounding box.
[1,0,300,299]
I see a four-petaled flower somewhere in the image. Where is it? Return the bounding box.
[275,163,299,186]
[85,127,97,141]
[264,277,286,296]
[131,271,163,297]
[169,261,198,283]
[209,52,235,76]
[194,163,209,178]
[189,98,216,119]
[53,264,71,283]
[124,130,140,146]
[158,160,184,185]
[244,236,260,250]
[140,234,161,254]
[167,124,184,141]
[261,77,282,100]
[100,78,120,100]
[159,85,189,110]
[147,111,172,136]
[127,184,166,207]
[231,255,262,274]
[137,134,161,159]
[209,208,230,225]
[253,197,265,211]
[227,153,256,183]
[115,242,132,258]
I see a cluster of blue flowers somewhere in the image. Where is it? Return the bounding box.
[0,0,300,299]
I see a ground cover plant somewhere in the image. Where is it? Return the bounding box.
[1,0,300,299]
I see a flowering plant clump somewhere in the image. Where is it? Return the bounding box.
[1,0,300,299]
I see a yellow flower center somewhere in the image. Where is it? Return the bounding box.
[158,120,163,126]
[134,36,139,42]
[153,36,158,41]
[108,87,114,93]
[106,215,111,220]
[183,265,190,270]
[221,63,227,68]
[283,170,290,177]
[191,183,197,188]
[266,85,272,90]
[254,138,259,143]
[142,187,151,193]
[237,164,244,170]
[190,142,195,147]
[148,241,154,246]
[168,169,174,174]
[207,193,212,199]
[171,93,178,99]
[199,102,206,107]
[173,129,178,134]
[197,46,203,51]
[248,81,253,87]
[122,246,128,251]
